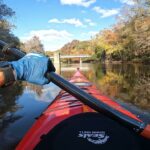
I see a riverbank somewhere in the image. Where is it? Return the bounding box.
[105,60,150,65]
[77,56,150,65]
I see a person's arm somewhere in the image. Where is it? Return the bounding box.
[0,71,5,87]
[0,64,16,87]
[0,53,55,87]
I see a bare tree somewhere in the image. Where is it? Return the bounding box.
[21,36,44,54]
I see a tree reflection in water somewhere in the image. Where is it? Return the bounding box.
[0,80,60,149]
[104,64,149,109]
[90,63,150,122]
[0,82,23,127]
[61,63,150,112]
[0,82,23,149]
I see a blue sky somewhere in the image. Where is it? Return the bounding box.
[5,0,135,51]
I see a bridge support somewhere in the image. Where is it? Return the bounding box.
[80,58,82,66]
[54,52,61,74]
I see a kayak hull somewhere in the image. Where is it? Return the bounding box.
[16,70,150,150]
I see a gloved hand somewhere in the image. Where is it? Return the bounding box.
[9,53,55,85]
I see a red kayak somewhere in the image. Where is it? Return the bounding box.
[16,69,150,150]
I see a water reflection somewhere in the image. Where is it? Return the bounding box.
[61,63,150,121]
[0,82,23,149]
[0,82,23,113]
[0,82,23,130]
[0,63,149,149]
[0,81,60,149]
[94,64,150,110]
[61,63,150,111]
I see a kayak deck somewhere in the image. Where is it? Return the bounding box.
[16,70,150,150]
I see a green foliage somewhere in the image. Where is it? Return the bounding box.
[0,0,15,19]
[45,51,55,57]
[141,56,150,64]
[0,0,20,47]
[94,46,103,60]
[91,0,150,64]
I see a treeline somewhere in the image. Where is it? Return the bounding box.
[93,0,150,63]
[60,40,94,55]
[0,0,44,58]
[0,0,19,46]
[59,40,95,63]
[60,0,150,64]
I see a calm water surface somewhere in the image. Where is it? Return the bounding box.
[0,63,149,149]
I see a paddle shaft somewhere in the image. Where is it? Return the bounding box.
[0,40,25,59]
[0,40,148,136]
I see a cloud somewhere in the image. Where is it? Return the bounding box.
[48,18,62,24]
[84,18,97,26]
[60,0,96,7]
[119,0,135,5]
[49,18,96,27]
[93,6,120,18]
[48,18,84,27]
[20,29,73,51]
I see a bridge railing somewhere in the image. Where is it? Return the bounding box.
[50,55,91,59]
[51,53,92,73]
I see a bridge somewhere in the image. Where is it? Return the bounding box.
[50,54,91,65]
[50,54,91,59]
[52,54,91,65]
[51,52,92,73]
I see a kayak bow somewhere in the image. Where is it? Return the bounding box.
[16,69,150,150]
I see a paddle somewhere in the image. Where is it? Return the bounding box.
[0,40,150,139]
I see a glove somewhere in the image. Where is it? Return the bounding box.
[9,53,55,85]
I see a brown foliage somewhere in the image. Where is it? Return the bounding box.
[20,36,44,54]
[60,40,94,56]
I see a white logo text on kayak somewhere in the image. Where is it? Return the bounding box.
[78,131,109,144]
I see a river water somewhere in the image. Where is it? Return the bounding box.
[0,63,149,149]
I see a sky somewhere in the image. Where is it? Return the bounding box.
[4,0,135,51]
